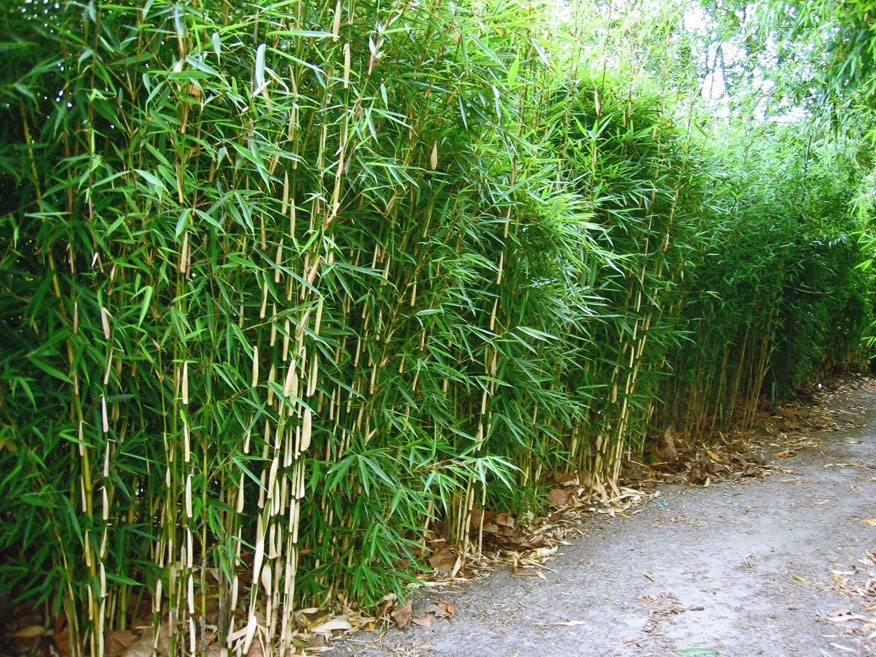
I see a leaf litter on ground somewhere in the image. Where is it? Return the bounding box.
[823,550,876,654]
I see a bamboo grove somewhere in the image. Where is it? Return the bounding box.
[0,1,872,655]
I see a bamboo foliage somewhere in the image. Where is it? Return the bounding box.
[0,1,872,656]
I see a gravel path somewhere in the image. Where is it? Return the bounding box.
[331,383,876,657]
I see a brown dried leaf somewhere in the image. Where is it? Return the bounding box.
[122,623,170,657]
[494,512,515,528]
[206,643,225,657]
[54,623,72,657]
[547,488,571,507]
[549,471,577,486]
[246,637,264,657]
[157,622,171,657]
[428,547,457,576]
[411,616,433,628]
[311,618,352,634]
[427,537,447,551]
[659,426,678,461]
[306,634,326,649]
[424,600,456,619]
[106,630,139,657]
[121,630,154,657]
[390,601,412,630]
[10,625,46,638]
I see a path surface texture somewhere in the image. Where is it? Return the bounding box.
[333,382,876,657]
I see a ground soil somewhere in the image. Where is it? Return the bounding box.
[331,381,876,657]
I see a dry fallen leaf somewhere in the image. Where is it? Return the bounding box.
[530,546,558,559]
[827,613,871,623]
[54,622,72,657]
[206,643,225,657]
[121,630,154,657]
[121,623,170,657]
[411,616,433,628]
[428,547,457,577]
[297,607,321,614]
[245,637,264,657]
[494,512,515,528]
[862,518,876,526]
[423,600,456,619]
[311,619,352,634]
[106,630,139,657]
[440,600,456,619]
[391,601,413,630]
[547,488,571,507]
[550,471,578,486]
[547,620,588,627]
[10,625,46,639]
[306,634,326,649]
[156,622,171,656]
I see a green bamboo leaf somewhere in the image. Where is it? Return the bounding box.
[172,4,184,38]
[167,70,215,81]
[507,54,520,87]
[61,497,84,547]
[265,29,334,39]
[175,208,191,238]
[136,285,153,328]
[26,356,71,384]
[231,455,267,490]
[134,169,166,195]
[105,573,142,587]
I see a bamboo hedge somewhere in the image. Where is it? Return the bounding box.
[0,1,871,656]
